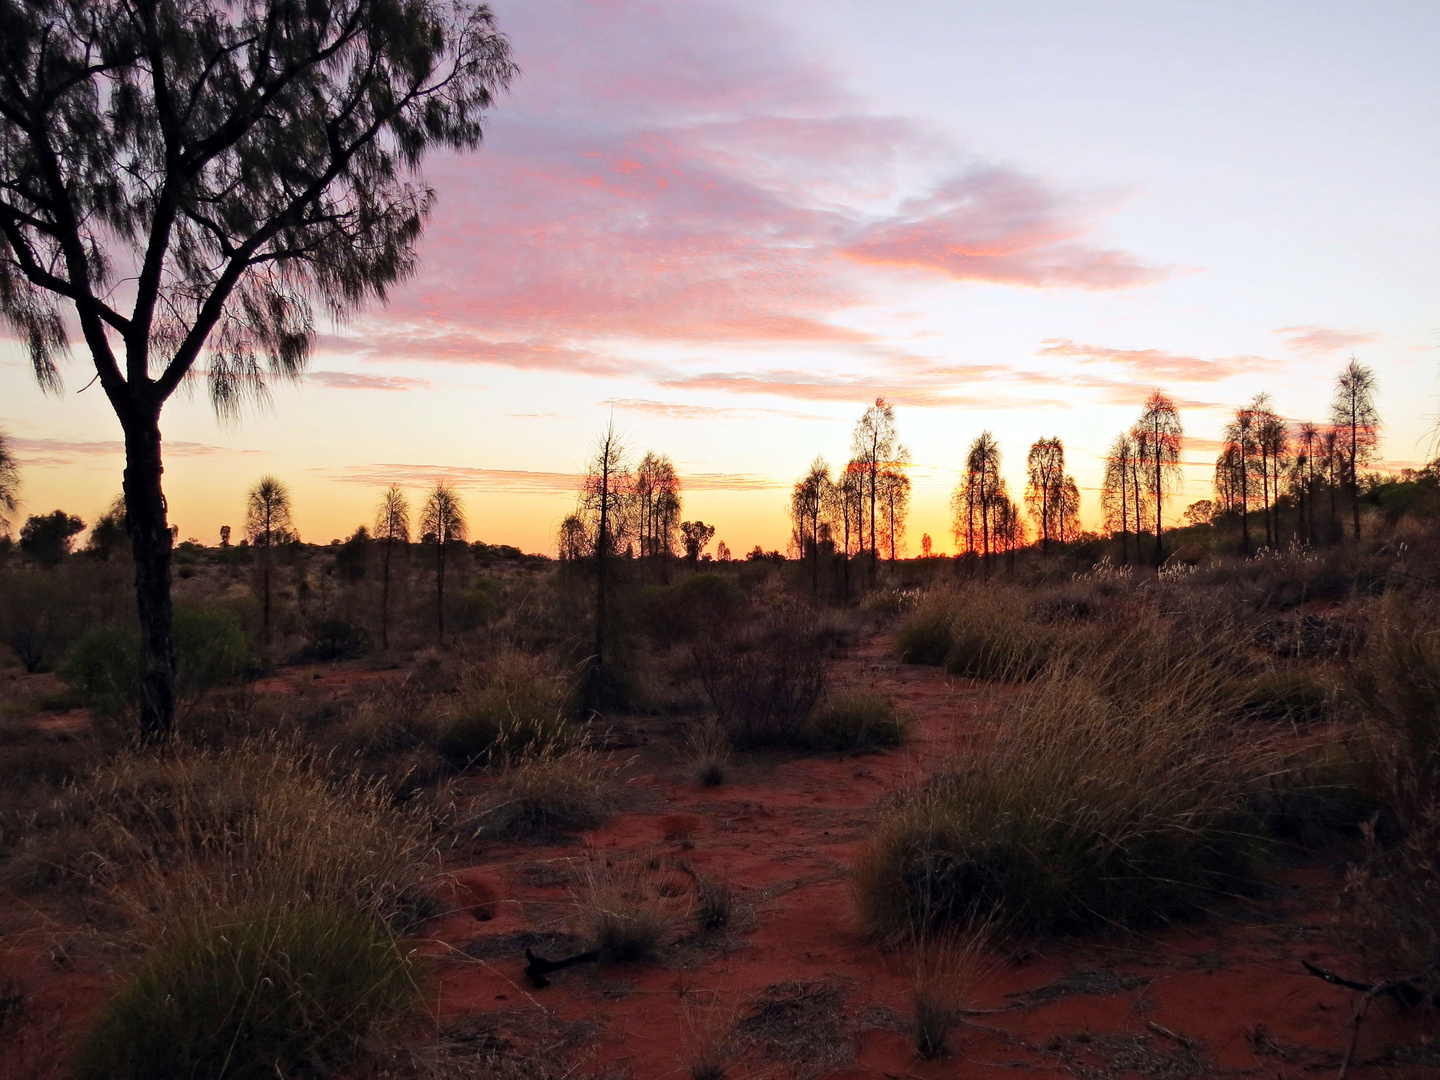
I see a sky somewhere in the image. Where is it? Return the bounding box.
[2,0,1437,555]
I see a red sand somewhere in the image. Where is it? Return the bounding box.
[1,635,1434,1078]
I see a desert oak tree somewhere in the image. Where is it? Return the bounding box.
[0,0,514,739]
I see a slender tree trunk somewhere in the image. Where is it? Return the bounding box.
[1153,427,1164,564]
[595,456,609,672]
[1120,475,1129,565]
[123,410,176,742]
[1239,457,1250,556]
[380,539,392,650]
[435,542,446,645]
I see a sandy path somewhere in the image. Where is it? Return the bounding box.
[424,636,1434,1079]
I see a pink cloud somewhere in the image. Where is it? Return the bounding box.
[308,371,431,391]
[9,436,248,467]
[1275,326,1379,354]
[845,173,1167,290]
[1037,338,1272,382]
[326,0,1161,392]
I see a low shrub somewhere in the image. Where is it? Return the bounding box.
[853,660,1270,937]
[301,616,369,661]
[467,740,610,841]
[437,652,575,768]
[805,692,909,753]
[692,607,832,748]
[73,904,416,1080]
[642,572,744,641]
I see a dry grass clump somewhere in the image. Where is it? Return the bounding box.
[685,718,731,786]
[805,691,909,753]
[2,737,435,930]
[73,903,417,1080]
[909,925,993,1059]
[573,853,676,962]
[436,650,576,768]
[6,740,438,1080]
[466,736,612,842]
[854,650,1272,937]
[1343,605,1440,1004]
[1237,667,1333,725]
[895,585,1057,681]
[693,876,735,932]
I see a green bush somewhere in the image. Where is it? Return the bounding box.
[73,905,416,1080]
[806,693,909,753]
[58,605,254,716]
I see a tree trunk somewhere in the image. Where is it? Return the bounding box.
[1153,431,1164,565]
[380,539,392,649]
[123,410,176,742]
[1239,457,1250,556]
[435,543,446,645]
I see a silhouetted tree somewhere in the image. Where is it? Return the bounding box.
[851,398,899,569]
[579,424,631,700]
[245,476,293,643]
[86,496,129,559]
[1329,358,1380,540]
[993,494,1025,571]
[1294,421,1321,542]
[374,485,410,650]
[634,452,680,581]
[1134,391,1183,564]
[1218,405,1256,554]
[1102,433,1141,564]
[0,429,18,537]
[921,533,933,558]
[880,466,911,561]
[1184,500,1216,526]
[0,0,514,739]
[419,481,465,646]
[680,520,716,570]
[558,513,589,562]
[19,510,85,566]
[824,461,865,597]
[420,480,463,642]
[219,525,231,548]
[791,457,828,594]
[952,432,1005,568]
[1249,394,1289,548]
[716,540,731,561]
[1025,437,1066,553]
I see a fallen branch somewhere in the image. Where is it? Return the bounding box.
[1301,960,1435,1009]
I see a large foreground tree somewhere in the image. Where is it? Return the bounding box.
[0,428,18,537]
[0,0,514,739]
